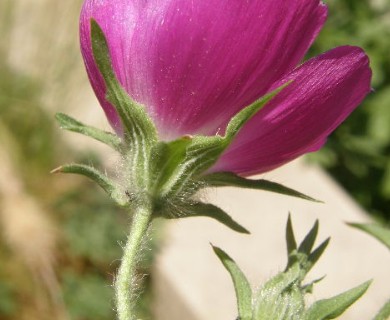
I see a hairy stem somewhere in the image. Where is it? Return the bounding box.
[115,205,152,320]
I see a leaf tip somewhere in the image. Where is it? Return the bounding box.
[90,18,100,33]
[50,166,63,174]
[240,226,251,235]
[211,244,225,259]
[54,112,65,120]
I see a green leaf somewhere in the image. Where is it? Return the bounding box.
[306,280,371,320]
[286,214,297,255]
[212,245,252,320]
[373,299,390,320]
[298,220,319,255]
[166,202,249,234]
[51,164,126,206]
[347,223,390,250]
[200,172,320,202]
[55,113,122,152]
[90,19,157,177]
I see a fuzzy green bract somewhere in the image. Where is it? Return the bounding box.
[54,20,316,234]
[213,215,371,320]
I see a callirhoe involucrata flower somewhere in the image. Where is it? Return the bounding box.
[53,0,373,234]
[53,1,372,319]
[79,0,371,176]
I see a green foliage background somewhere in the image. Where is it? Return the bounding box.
[0,64,155,319]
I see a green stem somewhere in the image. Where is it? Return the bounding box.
[115,205,152,320]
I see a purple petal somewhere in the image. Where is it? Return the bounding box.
[80,0,327,138]
[80,0,145,134]
[211,46,372,176]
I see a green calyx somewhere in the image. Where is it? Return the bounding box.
[213,215,371,320]
[54,20,316,234]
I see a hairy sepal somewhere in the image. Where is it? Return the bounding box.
[150,138,193,195]
[161,201,249,234]
[224,82,290,140]
[51,163,126,206]
[153,85,287,202]
[55,113,122,151]
[200,172,320,202]
[185,202,249,234]
[91,19,157,190]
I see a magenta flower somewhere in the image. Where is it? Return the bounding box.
[80,0,371,176]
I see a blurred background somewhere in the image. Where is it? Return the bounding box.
[0,0,389,319]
